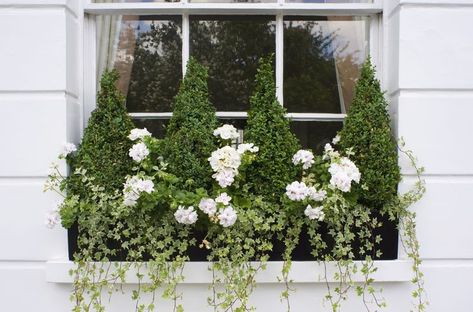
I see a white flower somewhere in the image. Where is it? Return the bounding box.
[123,176,155,206]
[328,157,361,192]
[218,206,238,227]
[45,203,61,229]
[286,181,309,201]
[199,198,217,216]
[304,205,325,221]
[307,187,327,202]
[332,135,341,145]
[237,143,259,154]
[292,150,315,170]
[208,146,241,173]
[212,169,236,188]
[61,143,77,157]
[128,128,151,141]
[213,124,240,140]
[174,206,198,225]
[323,143,340,160]
[129,142,150,162]
[216,192,232,206]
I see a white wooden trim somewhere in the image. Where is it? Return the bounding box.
[182,13,190,75]
[83,14,97,127]
[129,112,346,121]
[84,3,383,16]
[46,259,412,284]
[275,13,284,105]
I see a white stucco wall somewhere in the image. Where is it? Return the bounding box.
[0,0,472,311]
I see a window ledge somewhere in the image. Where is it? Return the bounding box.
[46,260,412,284]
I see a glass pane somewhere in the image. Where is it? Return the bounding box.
[190,16,276,111]
[132,119,170,138]
[284,16,369,113]
[93,0,180,3]
[290,121,343,154]
[286,0,372,3]
[96,15,182,113]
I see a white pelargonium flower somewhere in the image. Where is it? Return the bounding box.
[123,176,155,207]
[307,187,327,202]
[129,142,150,162]
[199,198,217,216]
[328,157,361,192]
[237,143,259,154]
[45,202,61,229]
[174,206,198,225]
[212,169,236,188]
[213,124,240,140]
[332,135,341,145]
[323,143,340,160]
[286,181,309,201]
[208,146,241,172]
[61,143,77,157]
[292,150,315,170]
[304,205,325,221]
[216,192,232,206]
[218,206,238,227]
[128,128,151,141]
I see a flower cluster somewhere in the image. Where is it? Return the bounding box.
[60,143,77,158]
[123,176,154,207]
[128,128,151,163]
[196,193,238,227]
[174,206,198,225]
[304,205,325,221]
[128,128,151,141]
[45,202,61,229]
[292,150,315,170]
[208,125,258,188]
[323,143,361,193]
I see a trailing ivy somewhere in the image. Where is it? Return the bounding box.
[66,70,134,200]
[338,58,401,208]
[164,57,218,190]
[245,55,301,200]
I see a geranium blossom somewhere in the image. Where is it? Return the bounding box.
[332,135,341,145]
[307,187,327,202]
[328,157,361,192]
[323,143,340,160]
[304,205,325,221]
[61,143,77,157]
[212,169,236,188]
[128,128,151,141]
[129,142,150,162]
[199,198,217,216]
[123,176,154,206]
[213,124,240,140]
[216,192,232,206]
[286,181,309,201]
[45,202,61,229]
[218,206,238,227]
[174,206,198,225]
[208,146,241,173]
[237,143,259,154]
[292,150,315,170]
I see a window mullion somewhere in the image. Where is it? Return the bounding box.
[275,13,284,106]
[182,13,190,76]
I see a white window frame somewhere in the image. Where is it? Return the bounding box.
[82,0,383,128]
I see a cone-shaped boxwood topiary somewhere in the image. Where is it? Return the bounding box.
[164,57,218,189]
[67,70,134,197]
[338,58,401,208]
[245,56,301,200]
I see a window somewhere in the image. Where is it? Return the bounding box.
[83,0,395,260]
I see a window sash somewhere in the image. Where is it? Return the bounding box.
[82,2,382,125]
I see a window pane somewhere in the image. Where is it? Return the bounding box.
[290,121,343,154]
[284,16,369,113]
[132,119,170,138]
[190,16,276,111]
[286,0,371,3]
[96,15,182,113]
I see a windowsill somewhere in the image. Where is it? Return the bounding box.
[46,260,412,284]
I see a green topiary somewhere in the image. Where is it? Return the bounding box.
[67,70,134,197]
[245,56,301,200]
[164,57,218,189]
[338,57,401,208]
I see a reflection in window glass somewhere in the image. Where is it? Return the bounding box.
[132,119,170,139]
[190,16,276,111]
[284,16,369,113]
[286,0,371,3]
[290,121,343,154]
[96,15,182,112]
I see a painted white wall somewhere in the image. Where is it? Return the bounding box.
[0,0,472,311]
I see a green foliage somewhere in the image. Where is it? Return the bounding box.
[338,58,401,208]
[164,57,218,189]
[67,70,134,198]
[245,56,301,200]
